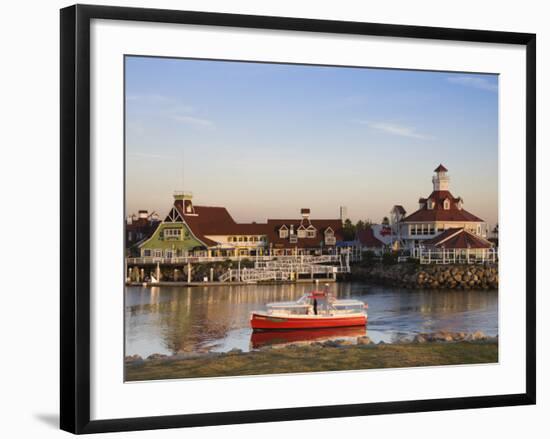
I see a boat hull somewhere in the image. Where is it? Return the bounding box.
[250,312,367,331]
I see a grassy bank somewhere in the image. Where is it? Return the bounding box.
[126,341,498,381]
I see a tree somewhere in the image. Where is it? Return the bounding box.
[342,218,356,241]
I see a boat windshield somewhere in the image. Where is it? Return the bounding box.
[331,302,365,314]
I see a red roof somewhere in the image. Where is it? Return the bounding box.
[174,202,269,247]
[434,164,448,172]
[402,190,484,223]
[356,228,384,248]
[424,228,492,249]
[173,198,343,248]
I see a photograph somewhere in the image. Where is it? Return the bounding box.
[123,56,499,382]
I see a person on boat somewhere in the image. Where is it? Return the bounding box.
[313,298,318,315]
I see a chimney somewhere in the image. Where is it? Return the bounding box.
[301,208,310,219]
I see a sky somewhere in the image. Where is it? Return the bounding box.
[125,56,499,227]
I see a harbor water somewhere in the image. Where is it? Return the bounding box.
[125,282,498,357]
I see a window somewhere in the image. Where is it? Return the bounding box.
[427,200,434,210]
[325,235,336,245]
[444,199,450,210]
[243,236,248,242]
[290,235,298,243]
[238,236,243,242]
[153,249,162,258]
[297,228,306,238]
[164,228,181,240]
[279,228,289,238]
[143,249,151,257]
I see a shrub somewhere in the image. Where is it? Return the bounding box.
[382,253,398,265]
[360,250,378,267]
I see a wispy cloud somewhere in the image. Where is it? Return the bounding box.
[446,76,498,92]
[355,120,433,140]
[172,115,215,128]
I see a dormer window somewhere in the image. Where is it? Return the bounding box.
[457,198,463,210]
[307,225,316,238]
[324,227,336,245]
[443,199,450,210]
[279,225,289,239]
[297,226,306,238]
[427,199,434,210]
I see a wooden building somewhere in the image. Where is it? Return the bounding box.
[398,165,488,249]
[137,192,343,258]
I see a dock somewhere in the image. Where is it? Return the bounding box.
[126,253,355,284]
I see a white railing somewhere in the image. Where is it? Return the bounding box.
[217,253,347,282]
[127,255,274,265]
[417,248,498,265]
[126,254,343,266]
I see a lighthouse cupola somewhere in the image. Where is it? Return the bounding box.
[432,164,450,191]
[173,191,196,215]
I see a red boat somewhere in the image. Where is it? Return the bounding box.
[250,290,367,331]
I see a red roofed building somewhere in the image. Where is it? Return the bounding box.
[399,165,488,249]
[266,208,343,255]
[420,227,496,263]
[356,228,385,250]
[424,228,493,249]
[137,192,342,258]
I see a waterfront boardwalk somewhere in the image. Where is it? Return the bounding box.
[126,254,353,284]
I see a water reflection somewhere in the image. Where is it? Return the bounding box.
[250,326,366,350]
[125,282,498,357]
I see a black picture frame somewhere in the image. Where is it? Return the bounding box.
[60,4,536,434]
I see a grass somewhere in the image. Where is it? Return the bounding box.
[125,342,498,381]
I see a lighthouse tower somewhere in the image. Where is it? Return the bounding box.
[432,164,450,191]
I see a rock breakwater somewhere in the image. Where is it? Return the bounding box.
[351,263,498,290]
